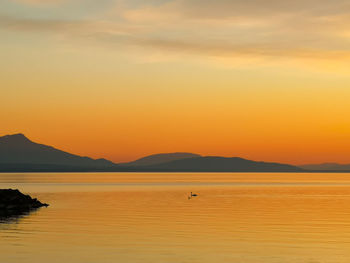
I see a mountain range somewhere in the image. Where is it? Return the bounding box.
[0,134,115,172]
[0,133,329,173]
[123,156,303,172]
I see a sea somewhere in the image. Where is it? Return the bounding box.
[1,172,350,263]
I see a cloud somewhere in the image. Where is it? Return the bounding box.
[1,0,350,68]
[115,0,350,60]
[0,14,141,36]
[120,0,350,21]
[0,15,80,31]
[10,0,68,5]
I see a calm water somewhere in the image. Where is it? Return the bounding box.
[1,173,350,263]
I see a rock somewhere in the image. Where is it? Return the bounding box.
[0,189,49,218]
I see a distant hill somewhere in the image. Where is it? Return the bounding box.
[0,133,116,171]
[119,152,201,167]
[300,163,350,171]
[0,133,305,173]
[126,156,303,172]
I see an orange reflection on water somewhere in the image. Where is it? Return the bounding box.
[1,173,350,263]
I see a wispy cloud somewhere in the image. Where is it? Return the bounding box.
[10,0,69,6]
[0,15,81,31]
[2,0,350,68]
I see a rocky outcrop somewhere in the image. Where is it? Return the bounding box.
[0,189,49,218]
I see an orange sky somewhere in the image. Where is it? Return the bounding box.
[1,0,350,165]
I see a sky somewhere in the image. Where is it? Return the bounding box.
[1,0,350,164]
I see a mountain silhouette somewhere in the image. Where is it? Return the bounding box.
[119,152,201,167]
[0,133,304,172]
[128,156,303,172]
[0,133,116,171]
[300,163,350,171]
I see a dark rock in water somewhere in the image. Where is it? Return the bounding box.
[0,189,49,218]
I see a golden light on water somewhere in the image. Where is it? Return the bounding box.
[2,173,350,263]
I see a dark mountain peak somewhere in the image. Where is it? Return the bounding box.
[119,152,201,167]
[95,158,116,166]
[0,133,116,169]
[0,133,31,144]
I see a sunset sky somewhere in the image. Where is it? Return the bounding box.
[1,0,350,164]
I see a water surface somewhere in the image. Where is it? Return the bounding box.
[1,172,350,263]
